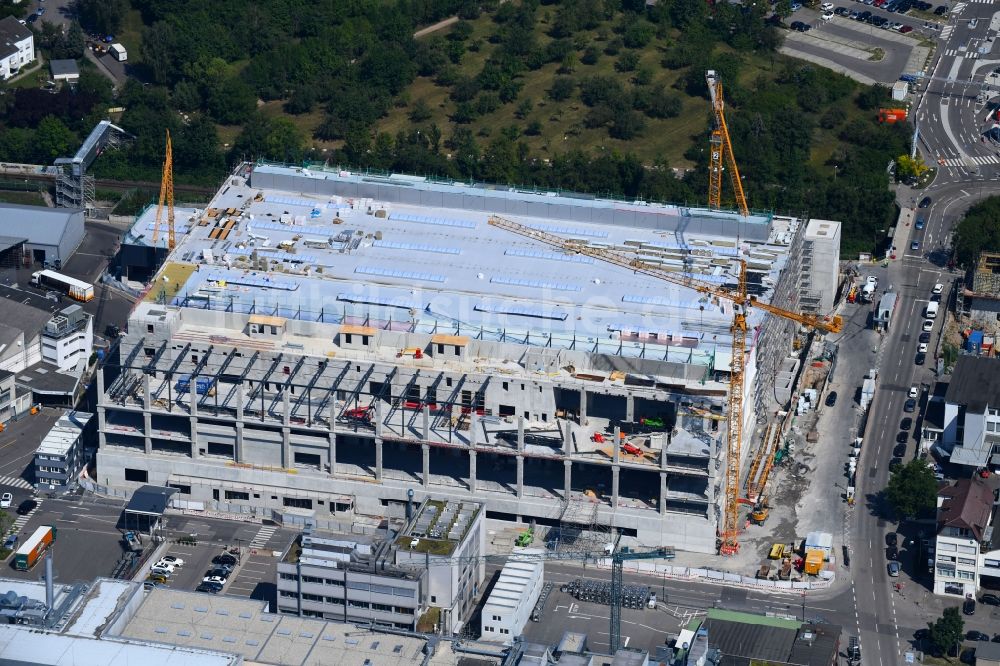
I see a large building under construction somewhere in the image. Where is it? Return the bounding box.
[96,163,840,553]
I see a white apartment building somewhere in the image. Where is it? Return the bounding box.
[940,356,1000,471]
[480,547,544,644]
[934,476,1000,598]
[41,305,93,371]
[34,410,93,490]
[0,16,34,80]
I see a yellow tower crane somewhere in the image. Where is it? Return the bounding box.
[487,215,842,555]
[706,69,749,218]
[152,129,175,251]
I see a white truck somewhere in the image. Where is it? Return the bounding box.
[925,301,939,318]
[109,43,127,62]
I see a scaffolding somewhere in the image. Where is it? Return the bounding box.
[54,120,132,210]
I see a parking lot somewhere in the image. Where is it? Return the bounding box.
[780,3,933,84]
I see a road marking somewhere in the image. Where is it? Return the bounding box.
[0,475,33,490]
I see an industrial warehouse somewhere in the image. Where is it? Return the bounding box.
[97,162,840,554]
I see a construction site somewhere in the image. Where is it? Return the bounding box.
[98,76,843,556]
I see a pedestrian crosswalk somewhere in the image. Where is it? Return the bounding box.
[968,0,990,5]
[11,500,42,532]
[940,154,1000,166]
[944,49,979,58]
[249,525,277,549]
[951,1,966,8]
[0,475,33,491]
[940,25,954,40]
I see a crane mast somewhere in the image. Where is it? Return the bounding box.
[487,215,841,554]
[152,129,175,251]
[706,70,750,218]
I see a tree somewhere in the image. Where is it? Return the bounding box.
[885,459,937,519]
[34,116,76,161]
[896,154,928,180]
[549,77,575,101]
[954,195,1000,267]
[775,0,793,17]
[77,0,128,34]
[928,607,964,656]
[172,80,202,112]
[207,76,257,125]
[408,99,432,123]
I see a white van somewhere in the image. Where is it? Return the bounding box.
[925,301,939,318]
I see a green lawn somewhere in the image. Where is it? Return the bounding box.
[0,190,46,206]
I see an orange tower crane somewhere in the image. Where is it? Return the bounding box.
[706,70,749,218]
[152,129,175,251]
[487,215,842,555]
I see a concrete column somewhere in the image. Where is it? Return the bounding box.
[660,438,668,470]
[659,472,668,514]
[142,373,151,410]
[613,427,620,464]
[282,389,291,427]
[375,437,383,481]
[143,411,152,455]
[375,400,384,437]
[97,364,107,449]
[469,412,478,446]
[562,420,571,456]
[422,405,430,441]
[235,422,244,463]
[564,460,572,500]
[517,416,525,451]
[236,384,245,422]
[421,443,429,488]
[190,417,199,458]
[328,402,337,477]
[516,455,524,499]
[579,388,587,426]
[626,393,635,422]
[468,450,477,493]
[189,380,198,417]
[281,427,291,469]
[611,465,620,508]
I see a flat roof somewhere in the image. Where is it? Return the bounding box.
[483,548,543,614]
[16,361,80,396]
[119,588,431,666]
[36,410,91,456]
[49,59,80,77]
[139,164,799,348]
[125,485,177,516]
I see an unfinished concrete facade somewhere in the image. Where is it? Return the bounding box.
[96,163,834,554]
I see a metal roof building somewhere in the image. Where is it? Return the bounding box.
[0,203,84,266]
[480,547,544,644]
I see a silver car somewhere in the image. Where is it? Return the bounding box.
[887,560,901,577]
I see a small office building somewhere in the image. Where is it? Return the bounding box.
[480,547,544,644]
[33,410,92,490]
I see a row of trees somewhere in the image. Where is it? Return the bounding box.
[954,195,1000,268]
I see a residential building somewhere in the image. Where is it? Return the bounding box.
[480,547,544,644]
[41,304,94,371]
[34,410,93,490]
[0,370,25,424]
[276,498,484,633]
[933,475,1000,597]
[0,16,34,80]
[96,163,837,554]
[0,204,85,266]
[940,356,1000,470]
[797,219,841,316]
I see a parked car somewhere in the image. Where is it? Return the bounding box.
[915,352,926,365]
[206,568,231,579]
[904,398,916,413]
[933,282,944,295]
[3,534,17,550]
[826,391,838,407]
[887,533,898,547]
[980,593,1000,606]
[964,598,976,615]
[918,342,928,353]
[159,555,185,566]
[893,443,907,457]
[910,240,920,251]
[196,582,221,594]
[968,630,991,641]
[900,417,912,430]
[919,332,931,343]
[147,573,168,584]
[914,628,929,640]
[889,457,903,471]
[922,319,934,332]
[821,10,834,19]
[887,560,901,576]
[154,559,182,570]
[149,568,172,578]
[896,431,909,444]
[0,493,11,509]
[16,499,37,515]
[821,2,835,8]
[887,545,899,560]
[899,24,913,32]
[212,553,238,566]
[202,575,226,585]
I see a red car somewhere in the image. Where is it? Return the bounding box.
[899,25,913,33]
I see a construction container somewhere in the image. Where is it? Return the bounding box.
[804,549,824,576]
[14,526,56,571]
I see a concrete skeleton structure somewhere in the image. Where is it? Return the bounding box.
[97,163,840,554]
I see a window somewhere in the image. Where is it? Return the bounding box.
[147,324,154,333]
[124,468,148,482]
[937,565,956,577]
[958,558,976,566]
[345,334,353,344]
[430,596,436,603]
[437,344,445,354]
[280,573,297,581]
[362,335,370,346]
[280,590,299,598]
[502,382,508,391]
[957,569,975,580]
[225,490,250,501]
[144,347,156,357]
[283,497,313,509]
[446,378,452,387]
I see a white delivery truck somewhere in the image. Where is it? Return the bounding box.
[109,43,127,62]
[925,301,939,318]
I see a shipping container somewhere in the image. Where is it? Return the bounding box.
[14,525,56,571]
[175,374,216,395]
